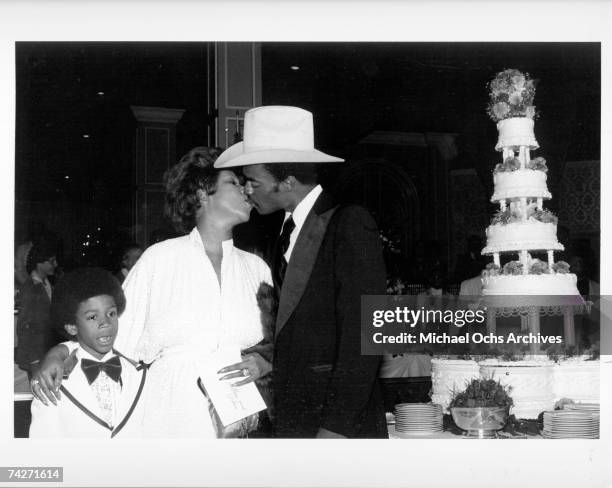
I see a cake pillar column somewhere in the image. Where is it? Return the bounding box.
[520,198,528,219]
[518,146,527,168]
[486,308,497,336]
[520,250,529,274]
[520,315,528,332]
[563,307,576,346]
[528,306,541,354]
[547,250,554,272]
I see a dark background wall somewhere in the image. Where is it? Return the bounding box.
[15,42,600,281]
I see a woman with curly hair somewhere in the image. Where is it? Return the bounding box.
[33,147,273,438]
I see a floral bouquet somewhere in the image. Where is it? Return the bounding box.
[490,207,557,226]
[491,208,520,225]
[494,156,548,174]
[529,258,549,275]
[493,156,521,174]
[482,262,501,278]
[526,156,548,172]
[528,208,558,224]
[487,69,537,122]
[552,261,570,274]
[546,341,599,362]
[502,260,524,276]
[450,378,514,410]
[484,258,571,278]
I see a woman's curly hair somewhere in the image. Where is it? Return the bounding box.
[51,267,126,333]
[164,147,222,234]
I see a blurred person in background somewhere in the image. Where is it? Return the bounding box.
[15,239,61,377]
[14,239,33,289]
[115,242,143,284]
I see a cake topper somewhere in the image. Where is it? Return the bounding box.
[487,68,537,122]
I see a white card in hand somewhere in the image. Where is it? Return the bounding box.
[198,347,267,426]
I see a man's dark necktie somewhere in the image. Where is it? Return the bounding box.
[274,215,295,289]
[81,356,122,385]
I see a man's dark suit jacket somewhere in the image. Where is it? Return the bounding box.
[272,191,387,438]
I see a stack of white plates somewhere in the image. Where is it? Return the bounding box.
[564,402,600,413]
[394,403,443,435]
[542,409,599,439]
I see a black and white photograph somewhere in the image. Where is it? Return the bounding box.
[1,1,611,487]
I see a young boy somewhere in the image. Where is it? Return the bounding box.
[29,268,146,438]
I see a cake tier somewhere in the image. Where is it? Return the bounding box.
[553,358,600,403]
[479,360,554,419]
[491,169,551,201]
[432,358,597,419]
[481,273,580,296]
[430,359,480,411]
[495,117,539,151]
[483,221,564,254]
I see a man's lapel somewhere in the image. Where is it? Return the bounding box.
[275,192,337,339]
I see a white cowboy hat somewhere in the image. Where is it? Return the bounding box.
[214,106,344,168]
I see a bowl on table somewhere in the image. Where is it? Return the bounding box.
[450,406,509,438]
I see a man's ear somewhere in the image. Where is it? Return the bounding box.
[279,176,296,192]
[64,324,78,337]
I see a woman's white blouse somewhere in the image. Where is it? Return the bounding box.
[114,228,272,364]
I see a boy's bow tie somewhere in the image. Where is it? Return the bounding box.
[81,356,122,384]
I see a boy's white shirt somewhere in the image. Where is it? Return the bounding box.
[29,341,145,438]
[76,346,122,428]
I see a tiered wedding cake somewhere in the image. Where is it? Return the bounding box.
[479,69,581,297]
[430,70,599,420]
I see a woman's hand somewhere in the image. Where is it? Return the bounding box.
[217,352,272,386]
[31,346,75,405]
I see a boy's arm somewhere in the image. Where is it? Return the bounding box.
[31,344,75,405]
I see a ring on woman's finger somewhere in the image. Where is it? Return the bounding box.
[241,368,250,377]
[31,379,40,386]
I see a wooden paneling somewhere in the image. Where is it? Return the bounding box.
[131,106,184,247]
[216,42,261,148]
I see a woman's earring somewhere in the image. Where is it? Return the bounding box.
[196,189,208,203]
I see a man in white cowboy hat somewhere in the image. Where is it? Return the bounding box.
[215,105,387,438]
